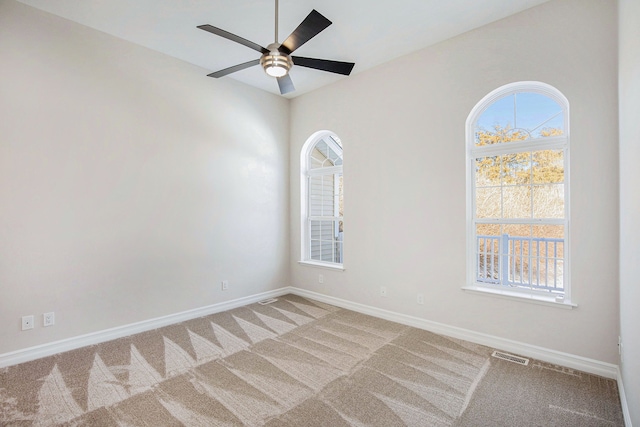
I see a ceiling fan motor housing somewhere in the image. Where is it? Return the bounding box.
[260,43,293,77]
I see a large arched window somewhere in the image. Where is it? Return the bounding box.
[300,131,343,267]
[465,82,572,305]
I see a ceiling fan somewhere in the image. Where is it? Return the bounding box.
[197,0,355,95]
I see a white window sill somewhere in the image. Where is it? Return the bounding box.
[298,260,345,271]
[462,285,577,309]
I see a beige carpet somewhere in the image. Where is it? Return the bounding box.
[0,294,624,426]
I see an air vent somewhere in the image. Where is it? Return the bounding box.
[258,298,278,305]
[492,351,530,366]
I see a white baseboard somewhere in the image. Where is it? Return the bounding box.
[0,285,626,415]
[0,288,290,369]
[617,368,633,427]
[288,287,620,380]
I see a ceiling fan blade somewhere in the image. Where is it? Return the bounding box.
[292,56,355,75]
[279,10,332,54]
[277,74,295,94]
[198,24,269,54]
[207,58,261,78]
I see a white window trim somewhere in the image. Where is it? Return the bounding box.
[300,130,344,269]
[298,260,345,271]
[465,81,573,308]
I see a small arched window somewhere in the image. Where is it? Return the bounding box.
[465,82,571,305]
[300,131,343,267]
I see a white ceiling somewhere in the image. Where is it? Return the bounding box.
[16,0,550,98]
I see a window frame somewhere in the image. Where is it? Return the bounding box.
[299,131,344,270]
[464,82,574,308]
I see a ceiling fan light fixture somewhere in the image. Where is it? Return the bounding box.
[261,44,293,77]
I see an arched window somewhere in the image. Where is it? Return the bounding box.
[300,131,343,267]
[465,82,571,305]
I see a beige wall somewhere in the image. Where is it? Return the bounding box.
[290,0,620,363]
[619,0,640,422]
[0,0,626,388]
[0,0,290,354]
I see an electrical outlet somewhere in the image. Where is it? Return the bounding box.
[221,280,229,291]
[380,286,387,297]
[43,312,55,327]
[318,274,324,284]
[417,293,424,305]
[21,315,34,331]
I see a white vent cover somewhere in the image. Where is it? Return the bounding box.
[258,298,279,305]
[492,351,530,366]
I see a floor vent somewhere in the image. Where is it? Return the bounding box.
[492,351,530,366]
[258,298,278,305]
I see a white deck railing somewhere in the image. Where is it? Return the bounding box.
[477,234,564,293]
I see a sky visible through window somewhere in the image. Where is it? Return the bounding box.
[476,92,563,138]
